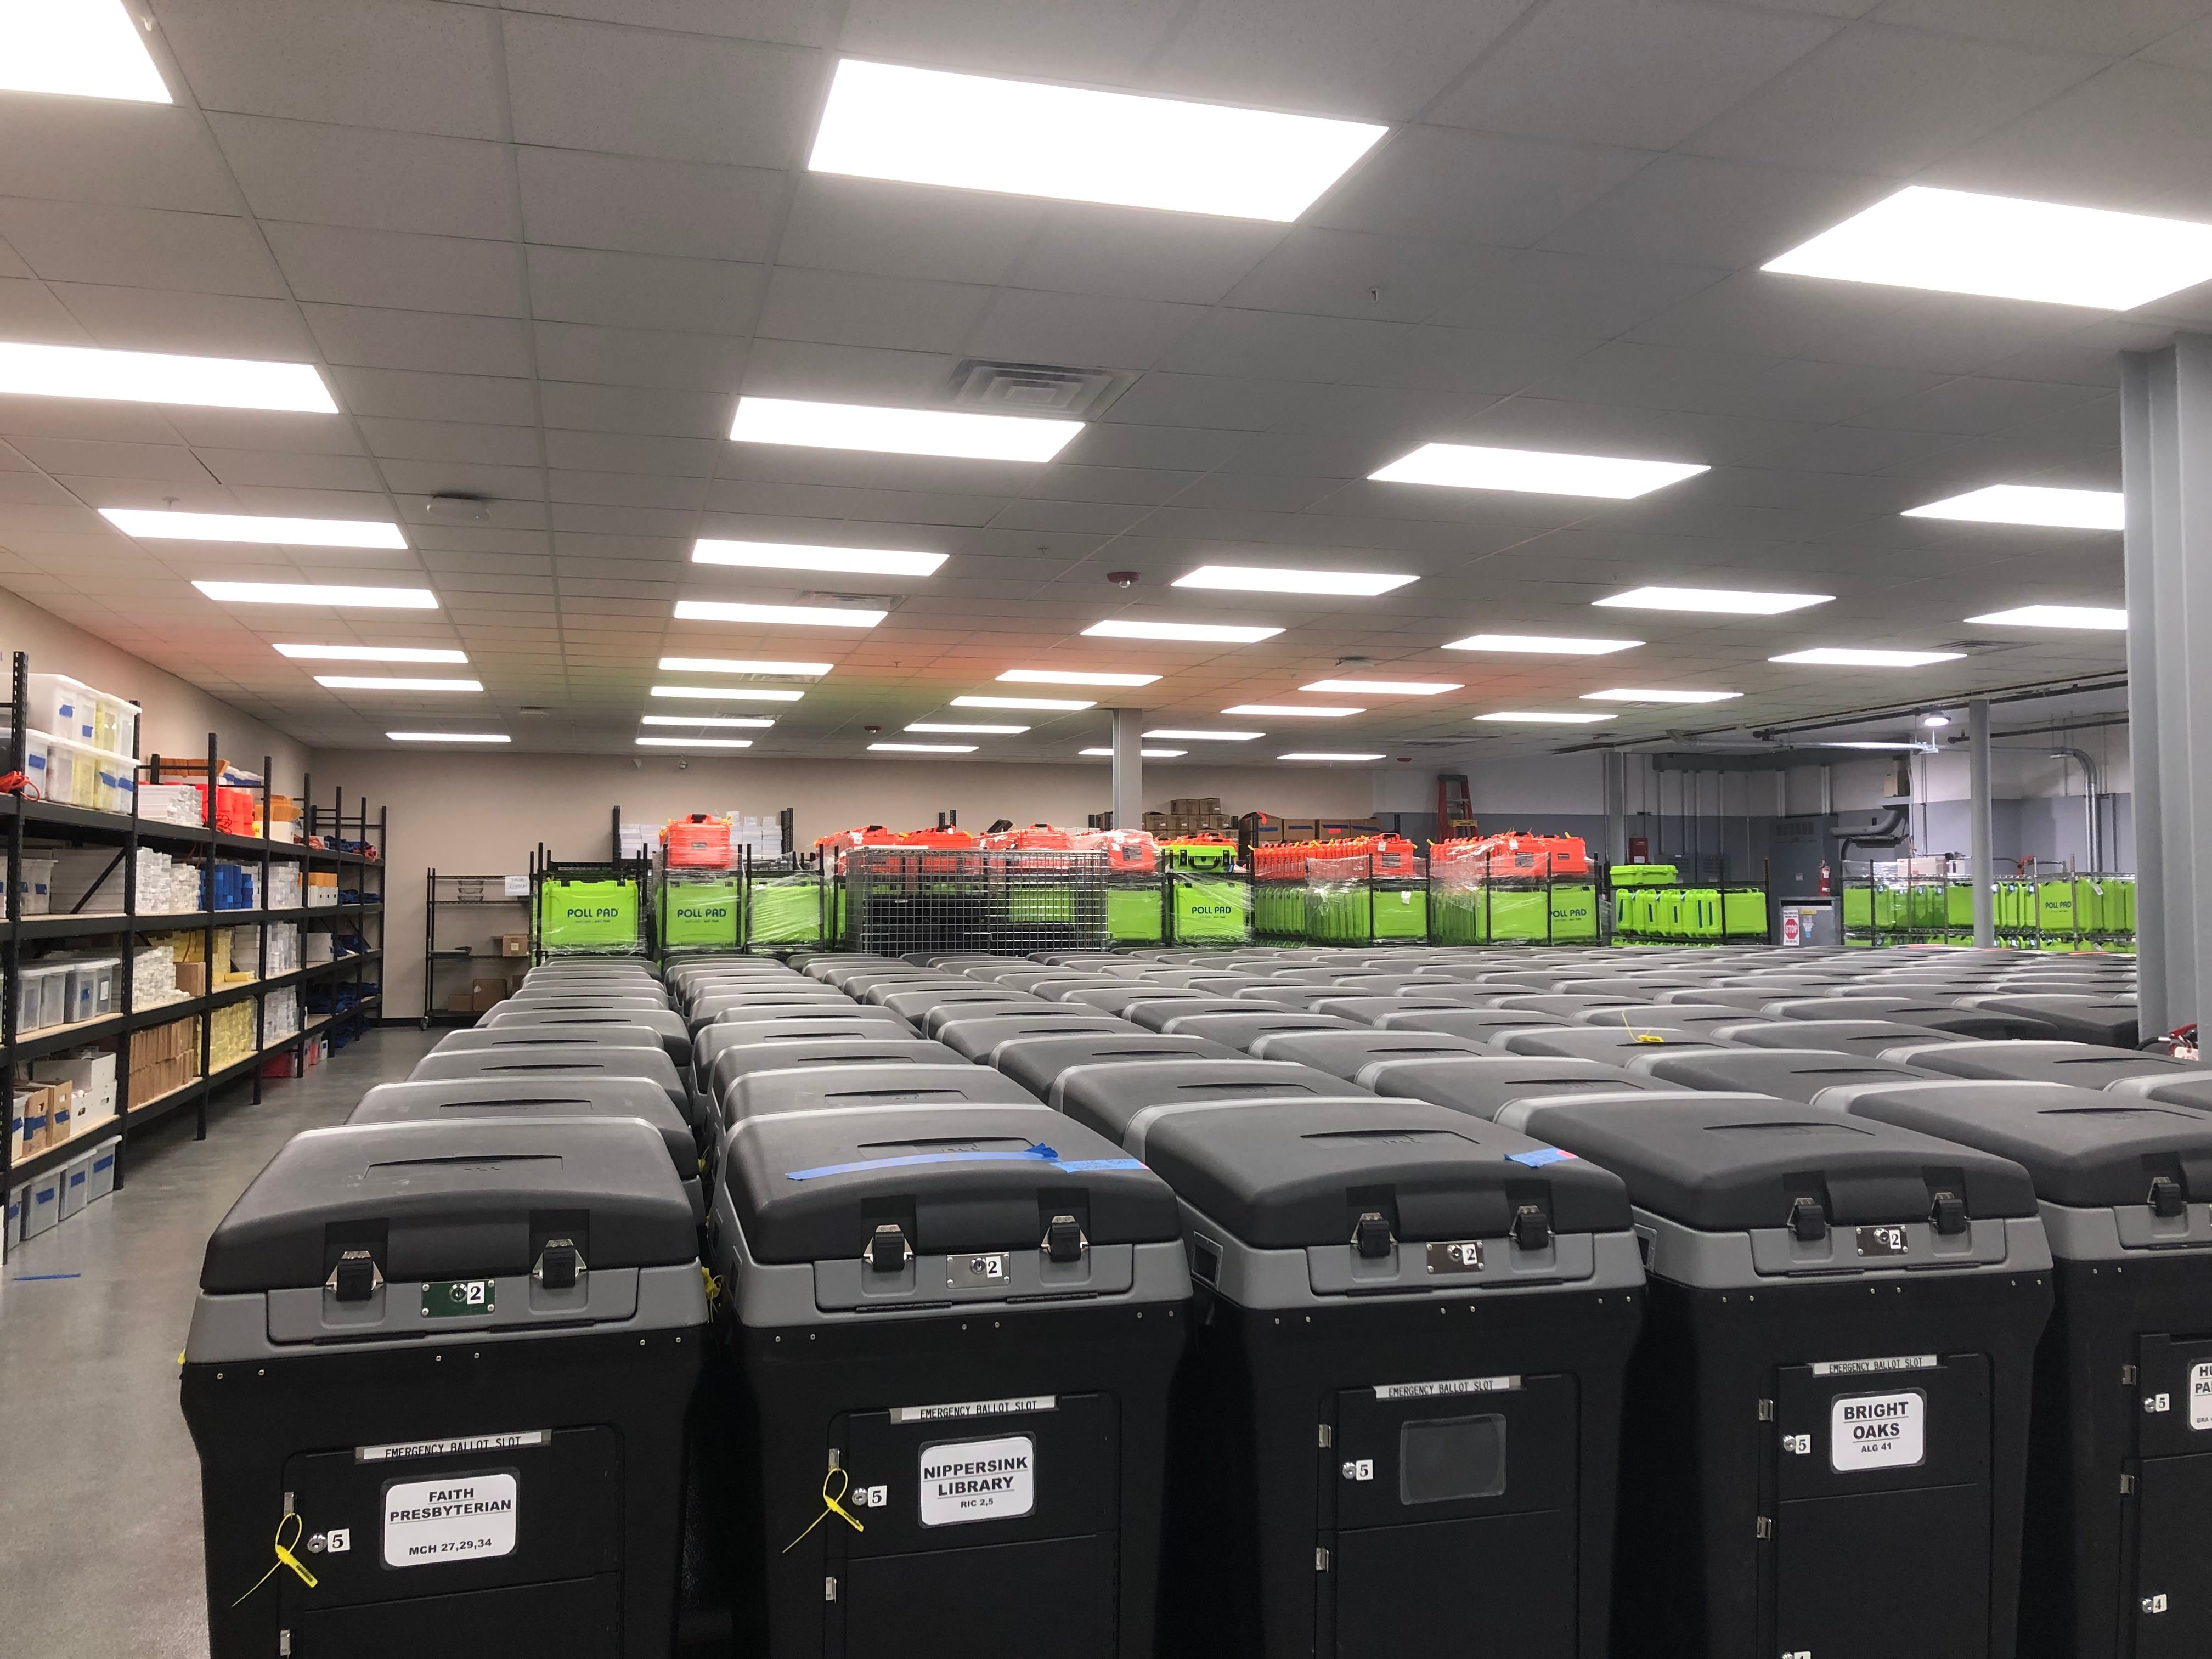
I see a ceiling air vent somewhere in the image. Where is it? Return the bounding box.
[798,590,900,611]
[947,359,1137,420]
[1939,638,2020,653]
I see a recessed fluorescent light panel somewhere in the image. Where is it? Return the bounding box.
[1444,633,1642,655]
[1080,747,1186,758]
[195,581,436,609]
[1083,620,1282,644]
[1143,729,1262,741]
[810,58,1385,222]
[730,396,1078,463]
[907,723,1028,734]
[315,676,481,692]
[1222,704,1361,718]
[1965,604,2128,630]
[101,508,405,549]
[950,695,1094,711]
[636,736,753,749]
[1301,679,1459,695]
[1903,485,2124,531]
[1771,648,1966,668]
[657,657,832,676]
[275,644,465,664]
[1475,712,1615,724]
[1581,689,1742,704]
[0,343,334,412]
[1173,565,1415,597]
[691,538,946,577]
[639,715,774,729]
[1369,442,1707,499]
[387,732,509,743]
[869,742,977,753]
[1763,186,2212,311]
[997,668,1159,687]
[1594,586,1831,616]
[1279,752,1385,762]
[674,600,885,628]
[648,684,805,703]
[0,1,171,101]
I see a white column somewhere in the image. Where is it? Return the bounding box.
[1110,708,1143,832]
[2122,335,2212,1040]
[1968,699,1994,947]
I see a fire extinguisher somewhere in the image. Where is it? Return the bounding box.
[1817,862,1832,898]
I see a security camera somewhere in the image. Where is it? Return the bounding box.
[1107,571,1139,587]
[677,759,690,771]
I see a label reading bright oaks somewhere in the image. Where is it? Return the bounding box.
[382,1472,517,1567]
[918,1435,1034,1527]
[1831,1390,1926,1472]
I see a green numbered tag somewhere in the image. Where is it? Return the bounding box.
[422,1278,496,1318]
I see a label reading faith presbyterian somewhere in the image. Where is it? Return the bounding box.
[382,1472,517,1567]
[1830,1390,1926,1473]
[918,1436,1035,1527]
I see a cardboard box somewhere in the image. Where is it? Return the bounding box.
[469,975,514,1013]
[173,961,207,997]
[500,933,529,957]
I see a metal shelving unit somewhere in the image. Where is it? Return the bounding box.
[2,651,386,1252]
[424,870,529,1026]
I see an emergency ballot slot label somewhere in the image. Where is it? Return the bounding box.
[382,1472,517,1567]
[2191,1362,2212,1431]
[1830,1390,1925,1472]
[918,1436,1034,1527]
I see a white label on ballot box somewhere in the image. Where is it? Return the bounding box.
[1830,1390,1925,1472]
[918,1435,1035,1527]
[2192,1362,2212,1431]
[382,1472,518,1567]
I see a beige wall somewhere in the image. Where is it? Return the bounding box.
[310,747,1386,1018]
[1,588,310,793]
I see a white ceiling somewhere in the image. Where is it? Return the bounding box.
[0,0,2197,765]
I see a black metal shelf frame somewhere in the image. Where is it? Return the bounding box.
[424,870,530,1027]
[1,650,387,1253]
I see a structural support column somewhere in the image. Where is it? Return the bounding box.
[1968,699,1994,948]
[1602,751,1626,868]
[2122,336,2212,1043]
[1110,707,1143,833]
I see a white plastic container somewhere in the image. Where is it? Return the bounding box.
[15,856,54,915]
[94,691,135,757]
[25,673,97,744]
[15,963,67,1031]
[92,748,134,815]
[62,959,101,1024]
[19,1165,60,1239]
[78,956,119,1019]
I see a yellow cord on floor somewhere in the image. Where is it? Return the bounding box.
[782,1466,865,1553]
[1620,1011,1666,1043]
[231,1511,318,1606]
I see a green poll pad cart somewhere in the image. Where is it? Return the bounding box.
[538,876,644,953]
[659,875,741,952]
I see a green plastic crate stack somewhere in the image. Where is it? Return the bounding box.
[1369,881,1429,941]
[1108,879,1165,944]
[538,877,643,954]
[1254,879,1305,940]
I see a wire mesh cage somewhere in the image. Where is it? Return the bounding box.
[841,847,1110,956]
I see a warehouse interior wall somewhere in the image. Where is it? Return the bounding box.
[2,589,309,793]
[312,747,1385,1017]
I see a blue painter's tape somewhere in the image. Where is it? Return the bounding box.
[10,1273,82,1282]
[786,1146,1146,1182]
[1506,1147,1577,1168]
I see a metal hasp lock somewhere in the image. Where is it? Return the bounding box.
[534,1237,584,1290]
[2149,1176,2187,1218]
[1929,1189,1969,1236]
[1043,1213,1086,1263]
[1352,1210,1393,1259]
[1511,1204,1551,1251]
[329,1249,380,1303]
[865,1222,911,1275]
[1788,1196,1828,1243]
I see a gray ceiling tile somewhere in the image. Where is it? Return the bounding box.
[209,115,519,240]
[329,366,539,426]
[533,321,752,392]
[527,245,766,336]
[1870,0,2212,56]
[966,289,1209,369]
[502,12,816,167]
[837,0,1187,82]
[0,198,287,296]
[267,223,526,316]
[516,148,786,263]
[0,100,238,213]
[1312,126,1654,247]
[303,304,535,377]
[160,0,506,138]
[1539,155,1891,268]
[504,0,835,44]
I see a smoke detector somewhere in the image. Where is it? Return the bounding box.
[1107,571,1139,588]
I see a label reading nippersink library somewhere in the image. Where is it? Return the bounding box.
[918,1436,1034,1526]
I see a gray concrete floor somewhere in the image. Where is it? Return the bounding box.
[0,1026,437,1659]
